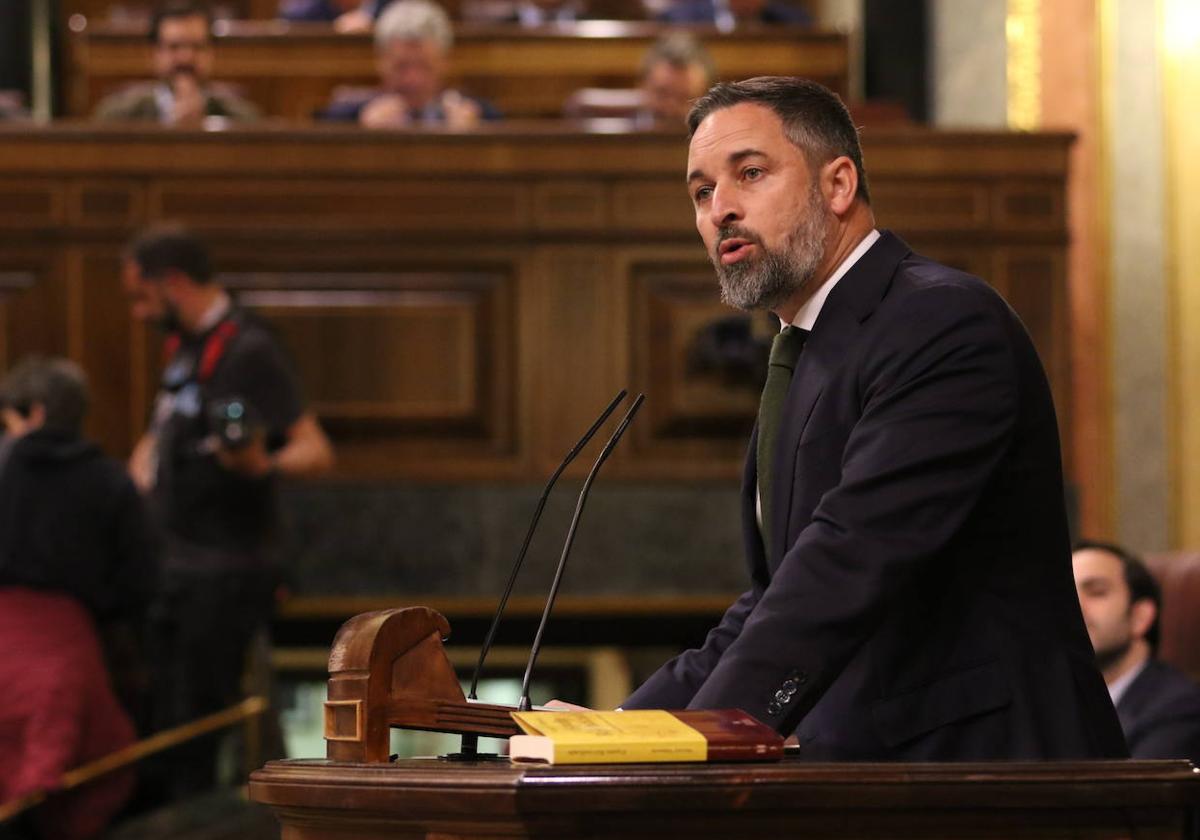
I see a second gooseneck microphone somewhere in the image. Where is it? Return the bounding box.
[516,393,645,711]
[466,389,629,702]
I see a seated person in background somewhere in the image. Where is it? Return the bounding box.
[0,91,29,122]
[0,357,152,839]
[509,0,585,25]
[318,0,500,128]
[94,0,261,124]
[279,0,386,30]
[658,0,810,30]
[638,32,713,125]
[1073,541,1200,762]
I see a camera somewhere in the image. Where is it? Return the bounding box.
[208,397,263,450]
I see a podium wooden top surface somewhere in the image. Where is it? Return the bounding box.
[250,757,1200,839]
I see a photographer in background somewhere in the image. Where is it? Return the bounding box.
[94,0,260,125]
[122,224,333,800]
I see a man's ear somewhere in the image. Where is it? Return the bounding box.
[1129,597,1157,642]
[822,155,858,217]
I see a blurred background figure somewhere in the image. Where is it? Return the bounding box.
[93,0,260,124]
[0,357,154,840]
[278,0,382,30]
[657,0,810,31]
[638,32,713,125]
[1073,541,1200,762]
[317,0,500,128]
[122,225,333,802]
[509,0,585,26]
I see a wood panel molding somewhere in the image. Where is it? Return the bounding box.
[0,127,1072,485]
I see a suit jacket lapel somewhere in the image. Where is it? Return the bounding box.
[766,230,913,566]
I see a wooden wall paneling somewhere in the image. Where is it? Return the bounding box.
[871,181,990,234]
[526,245,625,479]
[0,179,66,228]
[219,265,520,479]
[0,128,1074,483]
[616,245,750,480]
[0,272,37,374]
[148,179,533,234]
[533,181,607,232]
[992,180,1065,233]
[73,247,139,455]
[67,179,145,229]
[610,180,693,233]
[995,246,1071,440]
[0,248,71,369]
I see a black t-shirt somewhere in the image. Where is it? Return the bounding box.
[151,306,304,556]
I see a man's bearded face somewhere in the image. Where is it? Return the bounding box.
[711,179,830,312]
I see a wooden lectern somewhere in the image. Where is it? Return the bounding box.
[322,606,520,763]
[251,606,1200,839]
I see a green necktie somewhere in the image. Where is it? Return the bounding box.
[757,325,808,557]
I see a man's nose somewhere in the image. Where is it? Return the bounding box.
[709,185,742,228]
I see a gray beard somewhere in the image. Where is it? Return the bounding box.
[713,185,830,312]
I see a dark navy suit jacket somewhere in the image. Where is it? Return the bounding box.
[624,231,1128,761]
[1117,660,1200,762]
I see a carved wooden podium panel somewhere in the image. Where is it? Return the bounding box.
[249,757,1200,839]
[324,607,520,763]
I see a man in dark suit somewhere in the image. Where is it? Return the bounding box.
[1073,541,1200,762]
[622,77,1127,761]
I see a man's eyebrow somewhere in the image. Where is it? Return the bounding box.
[686,148,768,184]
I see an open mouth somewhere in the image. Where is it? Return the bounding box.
[718,238,756,265]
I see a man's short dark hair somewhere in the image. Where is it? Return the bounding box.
[149,0,213,44]
[0,356,89,435]
[687,76,871,205]
[126,223,213,284]
[1074,539,1162,651]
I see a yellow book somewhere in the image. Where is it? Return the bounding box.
[509,709,787,765]
[510,710,707,764]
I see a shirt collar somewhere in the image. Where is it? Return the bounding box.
[1107,658,1149,707]
[787,228,881,331]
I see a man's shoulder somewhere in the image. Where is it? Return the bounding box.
[207,85,262,121]
[868,249,1011,334]
[93,82,160,120]
[1129,660,1200,712]
[225,311,288,358]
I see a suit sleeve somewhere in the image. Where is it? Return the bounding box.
[622,583,764,710]
[687,284,1021,730]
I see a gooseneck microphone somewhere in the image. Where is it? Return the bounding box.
[516,393,645,712]
[466,389,629,702]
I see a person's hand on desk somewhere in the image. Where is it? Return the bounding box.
[543,699,592,711]
[334,7,373,32]
[360,94,412,128]
[441,90,482,130]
